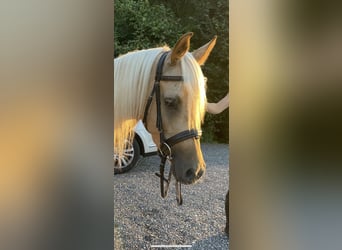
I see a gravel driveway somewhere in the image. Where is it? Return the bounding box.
[114,143,229,250]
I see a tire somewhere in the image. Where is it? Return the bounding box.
[114,138,140,174]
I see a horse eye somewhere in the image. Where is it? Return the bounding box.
[164,97,179,109]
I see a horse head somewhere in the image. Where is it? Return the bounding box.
[146,33,217,184]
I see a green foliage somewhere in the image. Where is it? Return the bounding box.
[114,0,229,143]
[114,0,185,57]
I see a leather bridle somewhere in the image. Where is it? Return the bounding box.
[143,51,201,205]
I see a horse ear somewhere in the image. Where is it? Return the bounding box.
[170,32,193,65]
[192,35,217,66]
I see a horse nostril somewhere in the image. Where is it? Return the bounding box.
[185,168,195,179]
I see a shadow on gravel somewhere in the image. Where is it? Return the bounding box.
[181,233,229,250]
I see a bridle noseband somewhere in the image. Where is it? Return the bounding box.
[143,51,201,205]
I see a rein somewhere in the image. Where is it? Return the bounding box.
[143,51,201,205]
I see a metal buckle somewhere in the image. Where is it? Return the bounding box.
[159,142,172,160]
[195,130,202,139]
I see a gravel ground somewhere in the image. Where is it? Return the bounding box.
[114,143,229,250]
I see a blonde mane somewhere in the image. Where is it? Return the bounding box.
[114,47,207,156]
[181,53,207,131]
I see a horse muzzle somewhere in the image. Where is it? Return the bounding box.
[172,161,206,185]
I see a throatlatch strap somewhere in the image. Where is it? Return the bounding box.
[142,83,156,125]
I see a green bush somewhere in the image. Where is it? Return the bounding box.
[114,0,185,57]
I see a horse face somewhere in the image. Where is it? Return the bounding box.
[161,78,205,185]
[148,69,205,185]
[147,33,217,184]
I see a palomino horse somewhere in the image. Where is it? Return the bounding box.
[114,32,216,202]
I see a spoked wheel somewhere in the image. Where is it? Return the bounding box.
[114,138,140,174]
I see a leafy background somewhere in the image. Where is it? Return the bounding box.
[114,0,229,143]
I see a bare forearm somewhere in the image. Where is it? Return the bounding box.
[206,93,229,114]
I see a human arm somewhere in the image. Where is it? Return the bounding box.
[206,93,229,114]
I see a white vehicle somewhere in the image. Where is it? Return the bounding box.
[114,120,158,174]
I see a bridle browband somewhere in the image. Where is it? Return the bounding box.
[143,51,201,205]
